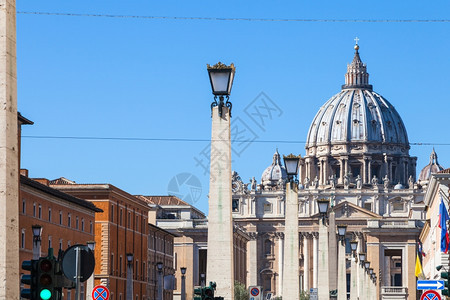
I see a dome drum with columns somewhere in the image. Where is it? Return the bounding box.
[299,44,416,187]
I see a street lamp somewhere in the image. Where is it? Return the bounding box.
[207,62,235,118]
[31,225,42,259]
[317,198,330,225]
[126,253,134,300]
[350,240,358,256]
[358,252,366,264]
[200,273,206,287]
[157,262,164,300]
[364,261,370,273]
[283,154,301,183]
[180,267,187,300]
[87,240,95,251]
[337,225,347,243]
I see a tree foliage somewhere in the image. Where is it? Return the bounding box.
[234,281,249,300]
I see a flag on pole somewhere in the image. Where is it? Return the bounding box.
[418,241,426,257]
[415,253,424,279]
[439,197,450,253]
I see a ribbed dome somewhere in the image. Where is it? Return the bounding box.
[261,150,287,186]
[419,149,444,182]
[306,45,409,148]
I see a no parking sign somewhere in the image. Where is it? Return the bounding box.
[248,286,261,300]
[420,290,441,300]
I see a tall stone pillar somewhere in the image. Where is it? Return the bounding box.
[207,106,234,300]
[328,211,337,291]
[303,234,310,291]
[0,0,19,299]
[313,232,318,288]
[350,257,358,300]
[337,240,346,300]
[247,233,258,286]
[318,222,329,299]
[282,182,299,300]
[277,233,284,297]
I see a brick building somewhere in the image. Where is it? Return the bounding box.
[19,170,102,299]
[147,222,175,300]
[50,179,150,300]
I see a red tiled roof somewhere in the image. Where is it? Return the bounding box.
[136,195,190,206]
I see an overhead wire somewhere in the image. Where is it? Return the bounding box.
[16,12,450,23]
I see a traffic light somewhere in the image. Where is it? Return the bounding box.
[194,286,204,300]
[21,259,38,299]
[442,272,449,296]
[204,282,216,300]
[37,257,56,300]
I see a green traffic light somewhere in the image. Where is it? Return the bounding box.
[39,288,52,300]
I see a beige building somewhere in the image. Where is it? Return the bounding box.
[138,196,249,300]
[420,167,450,297]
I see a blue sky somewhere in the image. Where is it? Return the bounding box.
[17,1,450,214]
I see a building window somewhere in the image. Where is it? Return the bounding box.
[128,211,131,228]
[264,239,272,255]
[33,203,36,217]
[90,221,93,234]
[59,239,63,250]
[81,219,85,231]
[232,199,239,212]
[393,202,404,212]
[135,260,138,279]
[111,205,114,222]
[59,211,62,225]
[22,199,26,214]
[38,205,42,219]
[76,217,79,230]
[48,208,52,222]
[68,213,71,227]
[363,202,372,211]
[264,203,272,213]
[136,215,139,231]
[120,209,123,226]
[119,256,122,277]
[21,229,25,248]
[142,262,146,281]
[110,254,114,275]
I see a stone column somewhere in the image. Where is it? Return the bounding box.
[318,221,329,299]
[0,0,19,298]
[328,211,337,291]
[277,233,284,297]
[313,232,318,288]
[282,182,299,300]
[339,159,344,184]
[350,257,358,300]
[303,234,310,291]
[337,239,346,300]
[207,106,234,300]
[247,233,258,286]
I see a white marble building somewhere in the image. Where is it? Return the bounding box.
[231,44,432,299]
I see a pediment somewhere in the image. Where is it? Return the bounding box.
[332,201,381,219]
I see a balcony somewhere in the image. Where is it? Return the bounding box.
[380,286,408,299]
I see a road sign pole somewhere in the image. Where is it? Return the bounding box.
[75,246,81,300]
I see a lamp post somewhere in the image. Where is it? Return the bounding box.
[317,198,330,300]
[180,267,187,300]
[358,252,366,299]
[126,253,134,300]
[282,154,301,300]
[206,62,235,300]
[364,261,370,299]
[349,240,358,300]
[200,273,206,288]
[157,262,164,300]
[86,241,96,300]
[31,225,42,260]
[337,225,347,300]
